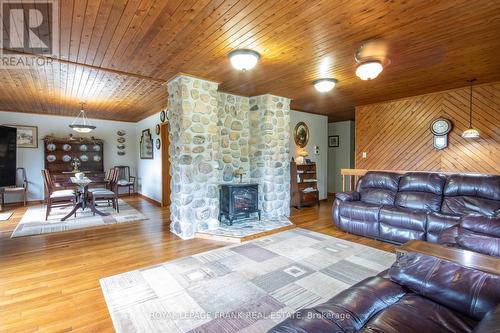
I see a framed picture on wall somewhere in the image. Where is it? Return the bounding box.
[140,129,154,159]
[4,125,38,148]
[328,135,339,147]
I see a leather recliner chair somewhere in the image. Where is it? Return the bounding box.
[268,252,500,333]
[332,171,500,245]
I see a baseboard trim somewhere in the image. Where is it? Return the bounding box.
[137,193,162,207]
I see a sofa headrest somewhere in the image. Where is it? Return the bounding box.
[399,172,446,194]
[359,172,401,191]
[389,252,500,321]
[444,174,500,201]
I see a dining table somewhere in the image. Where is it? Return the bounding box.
[60,176,110,221]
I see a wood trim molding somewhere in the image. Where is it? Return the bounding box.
[137,193,162,207]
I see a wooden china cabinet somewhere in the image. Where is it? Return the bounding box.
[43,136,105,186]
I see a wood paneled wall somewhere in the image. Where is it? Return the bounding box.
[355,82,500,174]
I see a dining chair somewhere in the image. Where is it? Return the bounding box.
[42,169,77,220]
[88,168,116,206]
[115,166,136,196]
[89,167,120,214]
[1,167,28,207]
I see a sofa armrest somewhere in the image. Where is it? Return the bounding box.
[457,228,500,257]
[268,276,406,333]
[472,304,500,333]
[335,191,360,202]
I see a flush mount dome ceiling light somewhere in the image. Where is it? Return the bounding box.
[228,49,260,71]
[356,61,383,80]
[313,78,338,92]
[354,39,389,80]
[69,102,96,133]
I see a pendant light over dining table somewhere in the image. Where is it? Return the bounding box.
[69,102,96,133]
[462,79,480,139]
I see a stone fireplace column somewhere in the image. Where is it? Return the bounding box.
[167,75,220,239]
[249,94,291,218]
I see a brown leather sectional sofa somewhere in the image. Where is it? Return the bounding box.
[332,172,500,253]
[269,252,500,333]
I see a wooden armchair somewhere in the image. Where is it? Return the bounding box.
[42,169,77,220]
[1,167,28,206]
[115,166,135,196]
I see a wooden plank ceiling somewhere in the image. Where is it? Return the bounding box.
[1,0,500,122]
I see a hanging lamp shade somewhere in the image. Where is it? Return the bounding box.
[69,103,96,133]
[461,79,480,139]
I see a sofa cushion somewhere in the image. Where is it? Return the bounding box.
[461,215,500,237]
[268,276,407,333]
[338,201,380,238]
[457,228,500,257]
[358,294,477,333]
[427,212,461,243]
[335,191,360,202]
[437,225,460,246]
[379,206,427,243]
[389,252,500,320]
[358,172,401,205]
[442,174,500,216]
[399,172,447,194]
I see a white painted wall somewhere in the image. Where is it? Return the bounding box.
[328,121,355,193]
[0,111,137,202]
[289,110,328,200]
[136,114,163,203]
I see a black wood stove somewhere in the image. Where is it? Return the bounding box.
[219,183,261,225]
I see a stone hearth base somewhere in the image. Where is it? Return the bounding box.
[195,216,294,243]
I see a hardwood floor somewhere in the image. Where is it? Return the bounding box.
[0,197,394,332]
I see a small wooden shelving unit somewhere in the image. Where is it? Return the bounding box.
[290,161,320,209]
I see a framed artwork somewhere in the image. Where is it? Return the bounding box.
[329,135,339,147]
[140,129,154,159]
[155,124,160,135]
[155,138,161,149]
[4,125,38,148]
[294,122,309,148]
[160,110,166,122]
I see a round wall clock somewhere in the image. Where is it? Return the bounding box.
[430,118,453,150]
[294,122,309,148]
[430,118,452,135]
[160,110,166,122]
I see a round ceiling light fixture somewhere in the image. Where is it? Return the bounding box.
[462,78,480,139]
[313,78,338,92]
[355,61,383,80]
[69,102,96,133]
[228,49,260,71]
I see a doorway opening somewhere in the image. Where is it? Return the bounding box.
[161,123,171,207]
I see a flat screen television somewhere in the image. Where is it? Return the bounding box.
[0,125,17,187]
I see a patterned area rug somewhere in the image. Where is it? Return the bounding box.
[11,199,148,238]
[100,228,395,333]
[0,211,14,221]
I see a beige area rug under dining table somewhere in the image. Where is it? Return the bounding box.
[11,199,148,238]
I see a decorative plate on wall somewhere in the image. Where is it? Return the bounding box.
[117,137,126,143]
[117,151,125,156]
[62,144,72,151]
[46,155,56,162]
[79,144,88,151]
[62,155,72,162]
[160,110,166,122]
[92,144,101,151]
[93,155,101,162]
[117,130,126,136]
[294,122,309,148]
[80,155,89,162]
[155,138,161,149]
[117,144,126,150]
[155,124,160,135]
[46,143,56,151]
